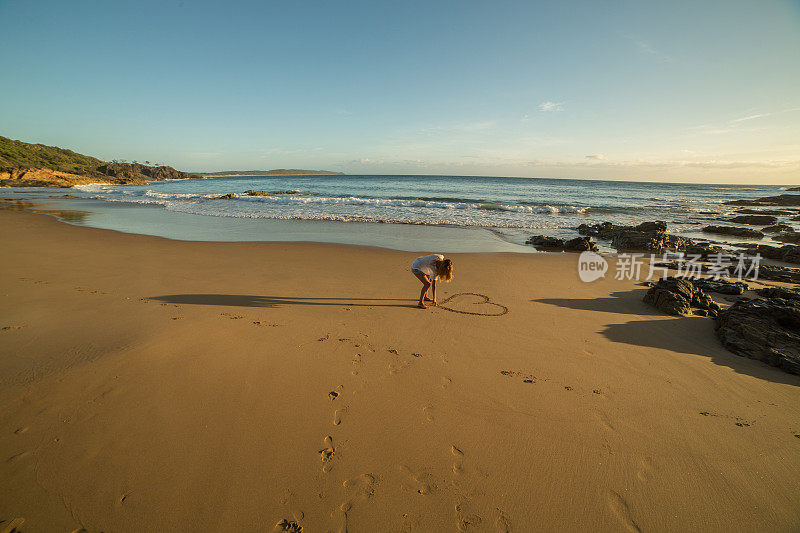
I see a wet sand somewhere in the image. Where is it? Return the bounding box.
[0,208,798,531]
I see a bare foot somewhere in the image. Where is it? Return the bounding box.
[424,296,434,302]
[417,302,427,309]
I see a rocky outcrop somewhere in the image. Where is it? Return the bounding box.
[95,162,201,183]
[762,224,793,233]
[643,277,721,317]
[751,244,800,264]
[577,222,615,240]
[689,278,749,295]
[724,194,800,207]
[728,214,778,225]
[702,225,764,239]
[757,265,800,284]
[577,221,691,253]
[525,235,598,252]
[736,208,796,215]
[217,190,300,200]
[243,190,299,196]
[773,232,800,245]
[787,187,800,192]
[755,286,800,302]
[0,168,116,188]
[715,298,800,374]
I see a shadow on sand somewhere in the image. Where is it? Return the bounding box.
[149,294,419,309]
[533,290,799,386]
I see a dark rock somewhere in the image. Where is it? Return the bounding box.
[773,232,800,245]
[526,235,598,252]
[643,277,720,317]
[612,221,690,253]
[715,298,800,374]
[762,224,793,233]
[243,189,298,196]
[684,242,729,259]
[783,246,800,264]
[724,194,800,207]
[757,264,800,284]
[689,278,749,295]
[787,187,800,192]
[755,244,800,264]
[577,222,615,240]
[702,225,764,239]
[217,193,236,199]
[526,235,564,248]
[96,162,201,183]
[728,214,778,225]
[564,237,598,252]
[755,286,800,301]
[736,208,796,215]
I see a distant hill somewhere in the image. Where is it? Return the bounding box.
[200,169,344,177]
[0,135,202,187]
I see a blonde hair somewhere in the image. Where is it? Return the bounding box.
[436,258,453,282]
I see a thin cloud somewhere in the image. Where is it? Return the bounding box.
[585,154,605,160]
[730,113,769,123]
[538,101,564,112]
[633,39,673,63]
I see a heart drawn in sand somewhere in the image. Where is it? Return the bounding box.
[436,293,509,316]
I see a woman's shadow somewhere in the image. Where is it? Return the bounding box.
[149,294,419,309]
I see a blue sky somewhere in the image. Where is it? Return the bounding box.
[1,0,798,183]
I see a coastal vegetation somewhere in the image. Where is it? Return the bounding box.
[0,135,202,187]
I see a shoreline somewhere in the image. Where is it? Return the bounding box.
[1,208,798,531]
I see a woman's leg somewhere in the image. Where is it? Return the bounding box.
[413,271,432,308]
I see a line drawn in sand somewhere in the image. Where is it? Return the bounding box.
[436,293,509,317]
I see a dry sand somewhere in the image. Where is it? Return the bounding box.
[0,208,798,532]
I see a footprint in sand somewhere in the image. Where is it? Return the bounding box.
[398,465,433,495]
[451,445,465,475]
[342,473,376,500]
[1,326,25,332]
[318,435,336,473]
[274,518,303,532]
[329,390,339,400]
[636,457,655,482]
[118,491,132,505]
[422,405,435,422]
[333,408,346,426]
[595,412,615,432]
[495,510,512,533]
[252,321,282,327]
[564,386,573,391]
[13,427,28,435]
[220,313,244,319]
[7,451,31,463]
[1,517,25,533]
[455,502,483,532]
[278,489,305,529]
[441,376,452,389]
[607,490,642,533]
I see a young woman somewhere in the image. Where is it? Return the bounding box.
[410,254,453,309]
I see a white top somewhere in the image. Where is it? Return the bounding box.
[412,254,444,279]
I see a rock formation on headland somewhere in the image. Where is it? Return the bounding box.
[0,135,201,187]
[575,220,690,253]
[715,297,800,375]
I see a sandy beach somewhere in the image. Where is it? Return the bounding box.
[1,208,799,531]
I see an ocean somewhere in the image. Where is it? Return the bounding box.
[5,175,796,252]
